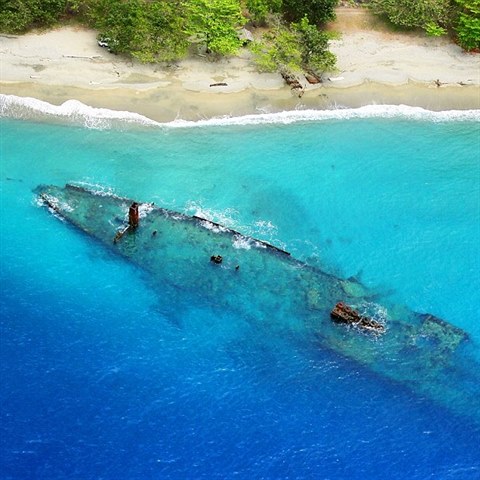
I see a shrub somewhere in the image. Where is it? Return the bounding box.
[251,16,336,75]
[454,0,480,50]
[0,0,68,33]
[281,0,338,25]
[87,0,189,62]
[369,0,452,36]
[246,0,282,25]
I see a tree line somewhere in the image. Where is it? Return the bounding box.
[0,0,339,77]
[0,1,477,78]
[370,0,479,51]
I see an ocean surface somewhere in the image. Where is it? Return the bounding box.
[1,95,480,479]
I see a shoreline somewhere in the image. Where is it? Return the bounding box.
[2,82,479,123]
[1,9,479,122]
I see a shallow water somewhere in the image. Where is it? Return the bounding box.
[1,98,480,479]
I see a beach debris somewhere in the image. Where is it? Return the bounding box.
[210,255,223,264]
[210,82,228,87]
[305,72,322,84]
[281,71,305,97]
[327,76,345,82]
[97,36,119,54]
[331,302,385,335]
[63,54,102,60]
[238,28,254,45]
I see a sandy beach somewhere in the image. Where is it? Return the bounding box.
[1,8,479,121]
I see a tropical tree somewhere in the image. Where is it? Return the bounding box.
[281,0,338,25]
[369,0,453,36]
[186,0,246,55]
[294,16,336,74]
[0,0,68,32]
[246,0,282,25]
[251,17,335,76]
[87,0,188,62]
[251,22,303,73]
[454,0,480,50]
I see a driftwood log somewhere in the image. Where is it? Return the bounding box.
[281,71,304,97]
[305,72,322,84]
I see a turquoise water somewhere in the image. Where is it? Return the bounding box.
[1,97,480,479]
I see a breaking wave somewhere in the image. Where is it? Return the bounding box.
[0,94,158,130]
[1,94,480,130]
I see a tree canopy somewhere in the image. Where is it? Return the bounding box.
[282,0,338,25]
[87,0,188,62]
[369,0,480,50]
[0,0,69,32]
[369,0,452,35]
[1,0,476,95]
[251,16,336,76]
[454,0,480,50]
[186,0,246,55]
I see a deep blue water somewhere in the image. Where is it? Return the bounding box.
[1,100,480,479]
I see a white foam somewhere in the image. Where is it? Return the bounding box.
[232,235,253,250]
[184,201,239,229]
[2,94,479,130]
[138,202,155,218]
[358,302,388,326]
[167,104,480,127]
[35,193,73,221]
[0,94,158,130]
[253,220,278,238]
[69,181,117,197]
[198,219,229,234]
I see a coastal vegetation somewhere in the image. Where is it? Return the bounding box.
[251,17,336,77]
[0,0,339,78]
[0,0,477,80]
[369,0,480,50]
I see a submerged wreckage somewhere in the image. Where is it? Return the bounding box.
[37,184,480,423]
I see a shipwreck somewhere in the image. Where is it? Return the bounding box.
[37,183,480,424]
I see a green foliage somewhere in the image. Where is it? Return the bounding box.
[251,17,335,75]
[245,0,337,25]
[87,0,188,62]
[246,0,282,24]
[369,0,452,35]
[186,0,246,56]
[0,0,68,33]
[281,0,338,25]
[424,21,447,36]
[294,16,336,73]
[369,0,480,49]
[251,23,302,72]
[454,0,480,50]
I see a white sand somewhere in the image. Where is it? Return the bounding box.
[1,8,479,121]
